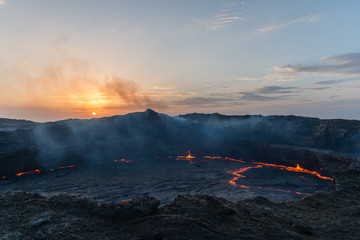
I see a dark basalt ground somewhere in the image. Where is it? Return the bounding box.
[0,169,359,240]
[1,110,359,239]
[0,158,334,203]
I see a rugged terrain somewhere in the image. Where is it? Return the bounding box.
[0,169,359,240]
[0,157,335,203]
[1,109,359,177]
[1,110,359,239]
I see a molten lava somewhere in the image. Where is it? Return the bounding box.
[186,150,195,159]
[177,151,333,196]
[2,165,79,179]
[50,165,78,171]
[227,165,263,185]
[2,150,332,198]
[114,159,132,163]
[226,165,311,195]
[222,157,333,180]
[15,169,41,176]
[57,165,77,169]
[176,151,213,164]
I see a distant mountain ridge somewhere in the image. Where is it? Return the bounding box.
[0,109,359,177]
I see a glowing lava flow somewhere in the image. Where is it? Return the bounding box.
[185,152,333,181]
[221,157,333,181]
[53,165,78,170]
[15,169,41,176]
[114,159,132,163]
[176,151,212,164]
[227,165,263,185]
[227,166,311,195]
[176,151,333,195]
[3,165,79,179]
[2,159,132,180]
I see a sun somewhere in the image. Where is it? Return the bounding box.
[92,112,96,116]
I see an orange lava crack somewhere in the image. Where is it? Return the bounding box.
[177,151,333,196]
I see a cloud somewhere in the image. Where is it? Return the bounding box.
[276,52,360,76]
[228,76,259,81]
[258,14,323,33]
[265,72,298,82]
[172,97,234,107]
[152,86,175,90]
[238,92,290,101]
[173,85,303,107]
[196,13,242,31]
[312,78,359,85]
[307,87,330,91]
[192,3,245,31]
[171,96,239,108]
[255,86,300,94]
[315,80,340,85]
[0,0,5,6]
[237,85,299,101]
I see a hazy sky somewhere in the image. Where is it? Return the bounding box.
[1,0,360,121]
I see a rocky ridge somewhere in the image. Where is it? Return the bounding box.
[0,169,359,240]
[1,110,359,177]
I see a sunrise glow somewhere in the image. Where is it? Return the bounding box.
[0,1,359,121]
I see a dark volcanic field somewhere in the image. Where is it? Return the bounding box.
[0,109,360,239]
[0,157,334,203]
[0,170,359,240]
[1,109,359,178]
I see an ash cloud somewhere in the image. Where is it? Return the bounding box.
[102,76,166,109]
[0,37,96,111]
[0,38,165,119]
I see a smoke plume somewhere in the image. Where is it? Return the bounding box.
[102,76,167,109]
[0,38,165,120]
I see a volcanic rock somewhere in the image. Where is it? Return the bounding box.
[30,213,51,229]
[1,110,359,177]
[1,111,359,239]
[0,169,358,239]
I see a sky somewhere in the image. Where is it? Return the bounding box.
[1,0,360,121]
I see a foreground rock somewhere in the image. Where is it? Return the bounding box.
[0,169,359,240]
